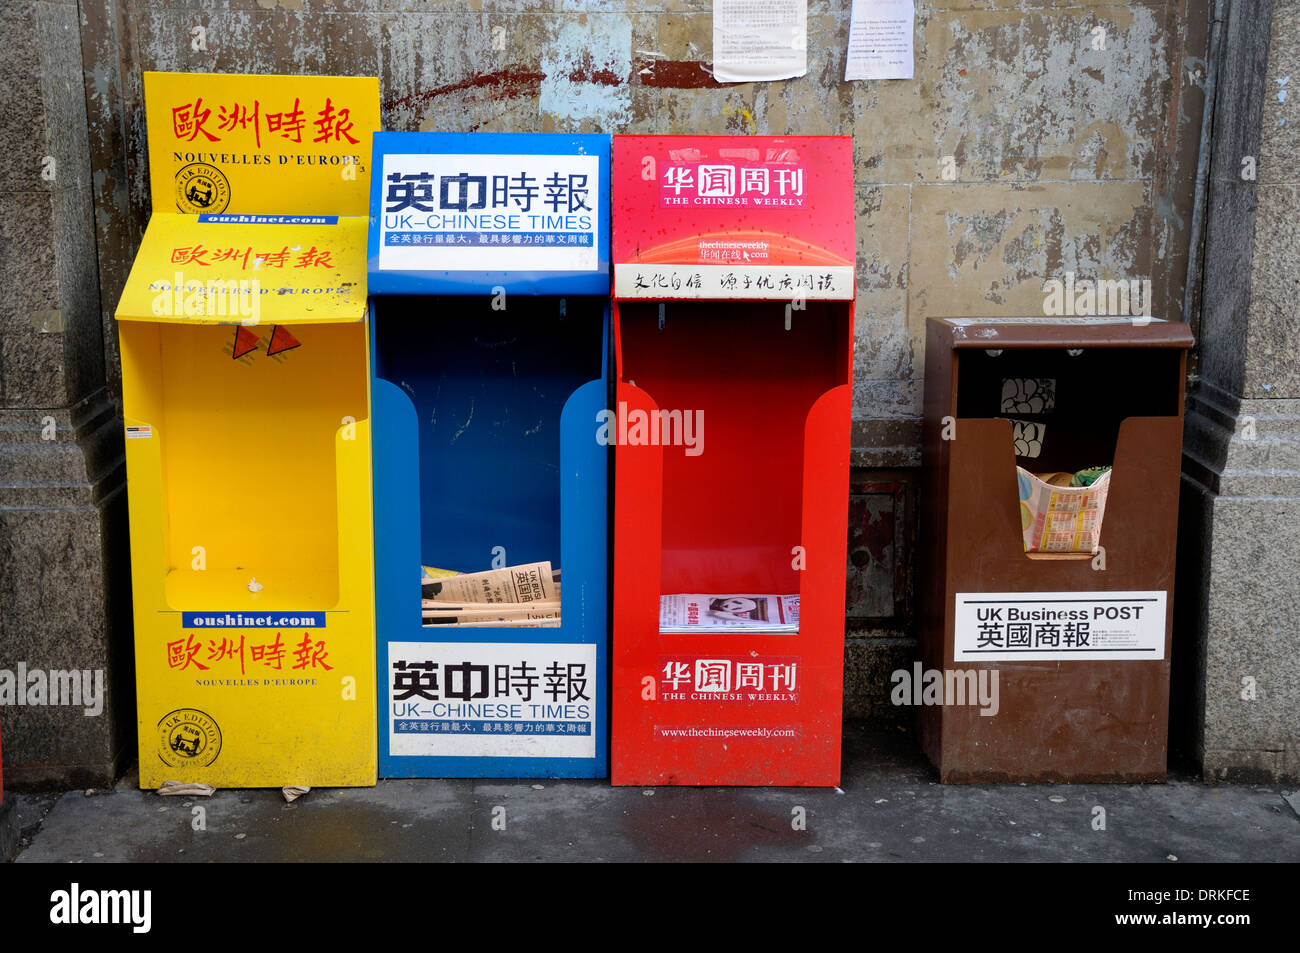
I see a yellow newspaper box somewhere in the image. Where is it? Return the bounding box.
[115,73,379,788]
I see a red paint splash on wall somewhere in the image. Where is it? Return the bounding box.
[634,60,722,89]
[383,58,723,115]
[383,66,548,112]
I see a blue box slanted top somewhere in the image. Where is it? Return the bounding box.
[369,132,610,296]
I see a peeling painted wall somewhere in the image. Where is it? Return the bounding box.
[72,0,1207,693]
[78,0,1206,458]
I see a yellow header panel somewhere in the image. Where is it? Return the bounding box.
[144,72,379,216]
[116,213,368,325]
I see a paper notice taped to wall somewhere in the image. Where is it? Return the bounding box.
[845,0,915,81]
[713,0,808,84]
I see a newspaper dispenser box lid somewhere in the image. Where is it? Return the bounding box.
[368,131,610,296]
[119,71,376,326]
[115,213,368,326]
[611,135,854,302]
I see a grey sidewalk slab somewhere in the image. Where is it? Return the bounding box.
[9,726,1300,863]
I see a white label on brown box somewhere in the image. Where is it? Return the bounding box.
[954,591,1166,661]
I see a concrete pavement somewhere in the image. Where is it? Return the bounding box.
[6,724,1298,863]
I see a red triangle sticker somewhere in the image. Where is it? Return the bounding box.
[266,325,302,357]
[232,326,260,360]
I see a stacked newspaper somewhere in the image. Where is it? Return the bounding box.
[659,594,799,634]
[421,561,561,627]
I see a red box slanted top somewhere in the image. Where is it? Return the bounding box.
[612,136,855,301]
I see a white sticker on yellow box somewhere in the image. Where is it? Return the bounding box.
[388,641,596,759]
[954,591,1166,662]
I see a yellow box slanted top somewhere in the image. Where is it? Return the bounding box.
[115,213,368,325]
[115,72,378,327]
[143,71,375,217]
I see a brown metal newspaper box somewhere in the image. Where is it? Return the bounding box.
[920,317,1193,782]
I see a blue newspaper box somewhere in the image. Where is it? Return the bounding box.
[368,132,610,778]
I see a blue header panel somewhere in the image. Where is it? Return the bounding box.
[368,132,610,296]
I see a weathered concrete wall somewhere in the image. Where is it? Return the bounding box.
[82,1,1205,407]
[61,0,1205,729]
[1179,0,1300,783]
[0,0,133,788]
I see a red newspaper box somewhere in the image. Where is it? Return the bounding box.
[610,136,856,785]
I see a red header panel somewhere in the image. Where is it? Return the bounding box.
[612,136,856,301]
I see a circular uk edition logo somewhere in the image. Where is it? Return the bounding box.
[174,162,231,213]
[157,708,222,767]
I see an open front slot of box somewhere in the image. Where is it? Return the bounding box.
[371,295,606,630]
[617,300,851,622]
[122,321,367,610]
[946,414,1187,571]
[953,347,1184,556]
[955,347,1182,468]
